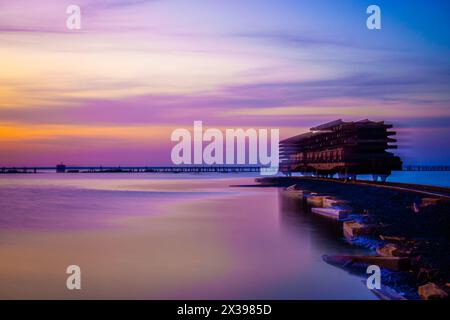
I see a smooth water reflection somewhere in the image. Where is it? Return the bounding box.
[0,173,375,299]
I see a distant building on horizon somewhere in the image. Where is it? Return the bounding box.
[56,164,66,173]
[279,119,402,181]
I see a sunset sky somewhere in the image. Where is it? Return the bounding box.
[1,0,449,166]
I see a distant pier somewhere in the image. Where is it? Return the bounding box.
[1,165,450,174]
[0,165,263,174]
[403,165,450,171]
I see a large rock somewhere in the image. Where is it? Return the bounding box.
[377,243,398,257]
[418,283,448,300]
[311,207,350,220]
[323,197,348,208]
[420,197,444,208]
[306,195,326,207]
[376,243,411,257]
[379,235,406,242]
[323,255,410,271]
[283,185,302,199]
[343,221,372,239]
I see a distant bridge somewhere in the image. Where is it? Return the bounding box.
[1,165,449,174]
[0,165,264,174]
[403,165,450,172]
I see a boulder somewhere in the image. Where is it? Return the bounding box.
[324,255,410,271]
[343,221,372,239]
[306,195,326,207]
[418,283,448,300]
[285,184,298,191]
[283,186,302,199]
[376,243,410,257]
[323,197,348,208]
[420,197,445,208]
[379,235,406,242]
[311,207,350,220]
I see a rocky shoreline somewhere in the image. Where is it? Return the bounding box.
[255,177,450,300]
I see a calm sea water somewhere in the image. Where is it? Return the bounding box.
[2,171,443,299]
[360,171,450,187]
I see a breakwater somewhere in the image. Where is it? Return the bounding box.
[255,177,450,300]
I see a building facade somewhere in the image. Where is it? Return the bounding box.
[280,119,402,180]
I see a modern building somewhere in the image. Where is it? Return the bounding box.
[280,119,402,181]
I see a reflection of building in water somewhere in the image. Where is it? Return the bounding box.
[280,119,402,181]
